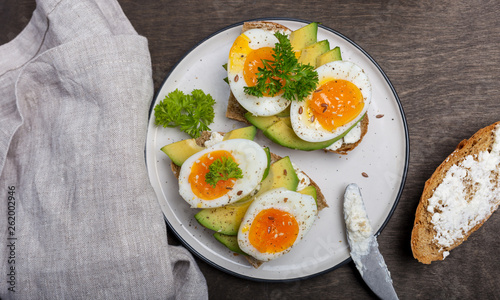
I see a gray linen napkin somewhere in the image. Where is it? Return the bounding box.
[0,0,208,299]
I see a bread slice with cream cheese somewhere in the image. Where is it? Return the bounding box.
[411,121,500,264]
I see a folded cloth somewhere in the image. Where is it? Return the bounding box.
[0,0,208,299]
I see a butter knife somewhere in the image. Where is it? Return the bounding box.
[343,183,398,300]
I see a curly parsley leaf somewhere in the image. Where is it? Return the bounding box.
[205,156,243,188]
[154,89,216,138]
[244,32,318,102]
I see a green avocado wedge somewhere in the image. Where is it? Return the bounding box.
[289,22,318,51]
[298,40,330,68]
[213,233,246,255]
[261,147,271,181]
[298,185,317,205]
[194,199,253,236]
[244,113,281,131]
[317,46,342,67]
[160,138,204,166]
[160,125,257,166]
[222,125,257,141]
[256,156,299,196]
[263,114,365,151]
[245,109,366,151]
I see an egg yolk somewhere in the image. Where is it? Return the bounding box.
[243,46,275,87]
[243,47,285,97]
[248,208,299,254]
[228,34,252,73]
[309,79,364,131]
[188,150,237,200]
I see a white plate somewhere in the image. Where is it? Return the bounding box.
[145,18,409,281]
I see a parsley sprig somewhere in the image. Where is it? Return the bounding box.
[205,156,243,188]
[244,32,318,102]
[154,89,216,138]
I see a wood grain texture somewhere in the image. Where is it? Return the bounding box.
[1,0,500,298]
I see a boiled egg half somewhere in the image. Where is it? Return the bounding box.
[178,139,268,208]
[290,60,371,142]
[227,28,291,116]
[237,188,317,262]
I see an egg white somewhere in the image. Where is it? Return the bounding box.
[227,28,291,116]
[237,187,317,261]
[178,139,268,209]
[290,60,371,142]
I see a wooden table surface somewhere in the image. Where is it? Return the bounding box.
[2,0,500,299]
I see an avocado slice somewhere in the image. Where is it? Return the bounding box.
[298,185,317,204]
[161,126,257,166]
[244,112,292,131]
[275,106,291,118]
[298,40,330,68]
[261,147,271,181]
[245,113,281,131]
[222,125,257,141]
[246,112,363,151]
[263,119,339,151]
[289,22,318,51]
[281,116,292,128]
[213,232,246,255]
[194,156,299,235]
[317,46,342,67]
[263,115,365,151]
[194,199,253,235]
[256,156,299,195]
[160,138,205,166]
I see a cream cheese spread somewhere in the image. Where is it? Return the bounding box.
[427,124,500,250]
[326,122,362,151]
[204,132,224,148]
[292,162,310,192]
[344,184,373,256]
[343,122,363,144]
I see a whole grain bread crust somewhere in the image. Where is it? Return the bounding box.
[411,121,500,264]
[225,21,369,154]
[241,20,291,33]
[170,130,328,268]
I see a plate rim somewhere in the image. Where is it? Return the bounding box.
[147,17,409,282]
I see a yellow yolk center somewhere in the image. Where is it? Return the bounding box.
[243,47,284,97]
[248,208,299,254]
[310,79,364,131]
[188,150,237,200]
[243,46,275,87]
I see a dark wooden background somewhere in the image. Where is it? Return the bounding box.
[2,0,500,299]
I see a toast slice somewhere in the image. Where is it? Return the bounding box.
[170,130,328,267]
[225,21,369,154]
[411,121,500,264]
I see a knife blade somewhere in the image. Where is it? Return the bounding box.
[343,183,398,300]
